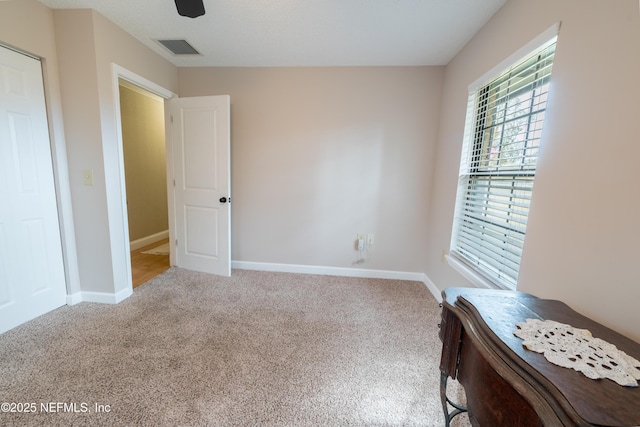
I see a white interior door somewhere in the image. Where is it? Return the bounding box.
[168,95,231,276]
[0,46,66,334]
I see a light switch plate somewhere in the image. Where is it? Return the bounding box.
[82,169,94,186]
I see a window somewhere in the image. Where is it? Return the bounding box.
[450,36,557,290]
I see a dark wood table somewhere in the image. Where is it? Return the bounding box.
[438,287,640,427]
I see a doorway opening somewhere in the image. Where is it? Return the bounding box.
[112,66,231,291]
[118,79,170,288]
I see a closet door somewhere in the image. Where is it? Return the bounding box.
[0,45,66,334]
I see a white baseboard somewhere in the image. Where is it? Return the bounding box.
[129,230,169,251]
[419,273,443,303]
[232,260,425,282]
[66,261,442,305]
[233,261,444,301]
[66,292,83,306]
[66,287,132,305]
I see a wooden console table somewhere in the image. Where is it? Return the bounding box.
[438,287,640,427]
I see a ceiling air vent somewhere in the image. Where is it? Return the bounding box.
[156,39,200,55]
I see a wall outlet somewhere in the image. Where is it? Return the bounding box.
[366,234,374,245]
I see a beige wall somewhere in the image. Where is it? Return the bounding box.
[6,0,639,341]
[426,0,640,341]
[52,9,108,294]
[53,9,178,294]
[179,67,443,272]
[119,84,168,242]
[0,0,81,295]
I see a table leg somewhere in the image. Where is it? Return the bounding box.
[440,370,468,427]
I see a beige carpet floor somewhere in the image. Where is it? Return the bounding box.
[0,268,469,426]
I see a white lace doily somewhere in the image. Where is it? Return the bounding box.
[513,318,640,387]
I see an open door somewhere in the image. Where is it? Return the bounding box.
[168,95,231,277]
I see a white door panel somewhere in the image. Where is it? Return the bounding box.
[0,46,66,334]
[169,95,230,276]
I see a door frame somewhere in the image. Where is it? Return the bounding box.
[111,64,176,293]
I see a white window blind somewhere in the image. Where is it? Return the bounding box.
[450,37,557,290]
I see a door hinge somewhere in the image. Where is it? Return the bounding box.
[175,239,178,247]
[173,179,176,187]
[170,114,174,124]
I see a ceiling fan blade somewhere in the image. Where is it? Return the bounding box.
[174,0,205,18]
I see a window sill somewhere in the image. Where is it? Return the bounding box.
[445,254,512,291]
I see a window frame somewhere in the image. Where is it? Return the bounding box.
[448,26,559,290]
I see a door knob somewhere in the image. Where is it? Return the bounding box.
[219,197,227,203]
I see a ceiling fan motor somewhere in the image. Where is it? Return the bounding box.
[174,0,205,18]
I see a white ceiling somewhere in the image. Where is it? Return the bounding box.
[38,0,506,67]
